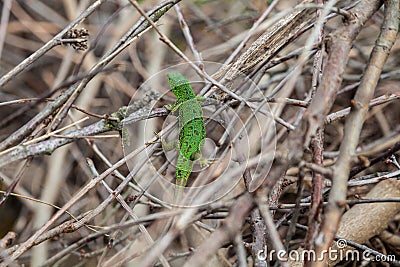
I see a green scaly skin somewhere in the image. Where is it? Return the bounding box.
[166,73,206,198]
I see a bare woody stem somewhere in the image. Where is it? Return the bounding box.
[314,0,399,265]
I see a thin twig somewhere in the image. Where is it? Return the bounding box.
[0,0,107,87]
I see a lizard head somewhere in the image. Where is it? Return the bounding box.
[167,72,186,95]
[167,72,196,100]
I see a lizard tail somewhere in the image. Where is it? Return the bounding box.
[175,156,193,187]
[175,169,191,187]
[174,157,193,203]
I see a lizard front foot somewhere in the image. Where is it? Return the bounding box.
[150,131,177,151]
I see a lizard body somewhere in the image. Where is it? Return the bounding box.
[166,72,206,190]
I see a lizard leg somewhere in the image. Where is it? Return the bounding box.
[151,131,178,151]
[191,151,214,167]
[197,157,214,167]
[195,95,206,102]
[164,101,182,113]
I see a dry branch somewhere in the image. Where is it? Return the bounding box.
[315,1,399,264]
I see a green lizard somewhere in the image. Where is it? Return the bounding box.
[162,72,206,197]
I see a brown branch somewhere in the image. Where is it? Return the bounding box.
[305,128,324,266]
[349,141,400,177]
[0,0,107,87]
[0,104,166,167]
[258,192,290,267]
[325,93,400,124]
[289,0,384,162]
[182,193,254,267]
[314,1,399,265]
[243,169,267,267]
[259,0,383,201]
